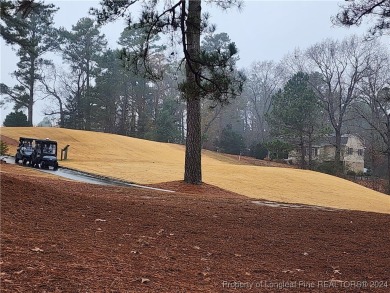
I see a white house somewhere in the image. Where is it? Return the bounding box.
[289,134,365,173]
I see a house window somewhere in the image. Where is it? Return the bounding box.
[312,147,319,157]
[358,149,364,156]
[347,148,353,155]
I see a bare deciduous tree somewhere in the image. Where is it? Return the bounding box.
[39,65,68,127]
[305,36,375,169]
[244,61,283,143]
[354,46,390,191]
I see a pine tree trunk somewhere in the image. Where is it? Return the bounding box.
[28,54,35,126]
[185,98,202,183]
[28,100,33,126]
[76,74,83,129]
[85,57,91,131]
[184,0,202,184]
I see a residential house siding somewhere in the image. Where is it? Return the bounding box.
[288,135,364,173]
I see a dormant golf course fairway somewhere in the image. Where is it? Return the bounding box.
[2,127,389,214]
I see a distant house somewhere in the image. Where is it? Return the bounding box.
[288,134,365,173]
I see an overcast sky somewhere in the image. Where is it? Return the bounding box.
[0,0,385,125]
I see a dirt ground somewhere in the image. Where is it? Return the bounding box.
[0,135,18,149]
[1,163,390,293]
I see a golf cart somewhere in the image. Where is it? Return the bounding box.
[32,139,59,170]
[15,137,36,166]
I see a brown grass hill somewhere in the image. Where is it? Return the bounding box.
[1,127,389,214]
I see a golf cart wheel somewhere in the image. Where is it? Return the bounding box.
[40,162,45,169]
[22,158,27,165]
[53,162,58,171]
[15,157,19,164]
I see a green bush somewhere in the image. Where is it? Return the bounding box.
[250,143,268,160]
[356,171,364,177]
[264,140,292,160]
[3,111,29,127]
[313,161,344,176]
[0,140,9,155]
[215,124,245,155]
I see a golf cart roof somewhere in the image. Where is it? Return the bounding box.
[19,137,37,142]
[35,139,57,144]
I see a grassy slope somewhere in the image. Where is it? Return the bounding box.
[1,127,389,214]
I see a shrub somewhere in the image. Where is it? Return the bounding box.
[356,171,364,177]
[313,161,344,176]
[264,140,292,160]
[250,143,268,160]
[0,140,9,155]
[215,124,245,155]
[3,111,29,127]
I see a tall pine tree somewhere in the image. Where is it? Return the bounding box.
[60,17,107,130]
[267,72,321,169]
[93,0,245,184]
[0,0,58,125]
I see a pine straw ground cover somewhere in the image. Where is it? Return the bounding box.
[1,127,389,214]
[1,163,390,292]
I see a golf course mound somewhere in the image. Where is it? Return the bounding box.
[1,127,389,214]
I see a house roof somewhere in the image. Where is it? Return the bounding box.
[315,136,349,147]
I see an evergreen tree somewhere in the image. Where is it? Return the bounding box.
[60,17,107,130]
[93,0,245,184]
[200,32,245,148]
[92,49,123,133]
[0,0,58,125]
[267,72,321,169]
[3,111,29,127]
[0,140,9,155]
[216,124,245,155]
[265,140,293,160]
[117,27,164,138]
[334,0,390,37]
[250,143,268,160]
[152,99,182,143]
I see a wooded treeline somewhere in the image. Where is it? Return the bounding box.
[1,1,390,181]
